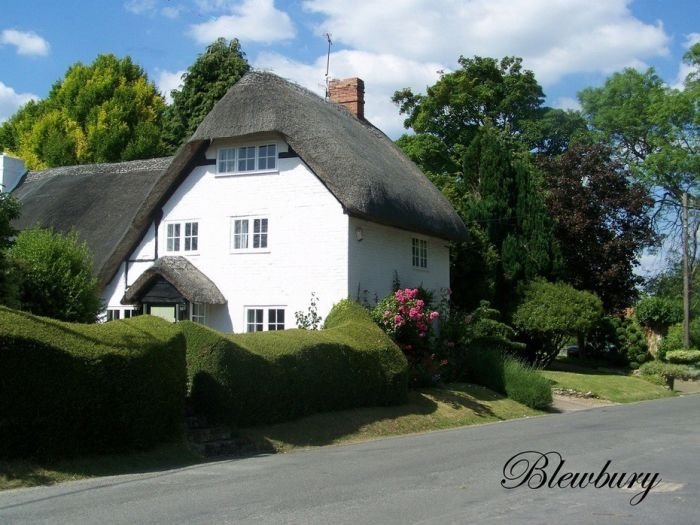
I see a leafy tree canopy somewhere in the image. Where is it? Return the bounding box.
[539,143,657,311]
[163,38,250,150]
[0,54,167,169]
[7,228,102,322]
[513,279,603,367]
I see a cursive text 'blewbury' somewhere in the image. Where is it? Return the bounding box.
[501,451,661,505]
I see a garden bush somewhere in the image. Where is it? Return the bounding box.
[657,319,700,361]
[0,307,186,458]
[639,360,700,385]
[184,300,408,427]
[635,296,683,332]
[665,349,700,365]
[371,288,441,386]
[460,341,552,410]
[503,357,553,410]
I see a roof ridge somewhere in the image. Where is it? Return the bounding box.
[27,156,173,181]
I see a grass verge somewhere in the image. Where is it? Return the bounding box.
[240,383,543,453]
[542,369,676,403]
[0,443,200,491]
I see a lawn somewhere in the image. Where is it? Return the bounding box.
[1,384,542,490]
[0,443,201,491]
[240,383,543,453]
[542,369,676,403]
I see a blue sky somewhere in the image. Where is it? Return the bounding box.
[1,0,698,140]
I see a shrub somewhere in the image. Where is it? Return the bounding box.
[503,357,553,410]
[184,300,408,427]
[617,317,649,368]
[657,319,700,361]
[0,307,186,458]
[7,228,102,322]
[665,349,700,365]
[513,279,603,367]
[639,360,700,385]
[459,342,552,410]
[635,296,683,332]
[371,288,442,386]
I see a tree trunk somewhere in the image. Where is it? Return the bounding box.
[683,192,690,349]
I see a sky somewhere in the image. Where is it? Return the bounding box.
[1,0,698,141]
[1,0,698,278]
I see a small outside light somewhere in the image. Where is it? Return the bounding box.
[356,227,363,241]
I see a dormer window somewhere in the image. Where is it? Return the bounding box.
[217,144,277,175]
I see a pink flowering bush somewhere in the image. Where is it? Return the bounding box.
[371,288,444,386]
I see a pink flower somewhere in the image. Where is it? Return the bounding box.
[409,307,419,320]
[384,310,392,317]
[393,314,404,326]
[429,311,440,321]
[416,299,425,308]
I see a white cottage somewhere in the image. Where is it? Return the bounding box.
[10,72,467,332]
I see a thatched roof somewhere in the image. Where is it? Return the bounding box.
[190,71,467,242]
[11,157,173,287]
[11,72,466,289]
[122,256,226,305]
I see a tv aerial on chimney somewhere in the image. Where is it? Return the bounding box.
[324,32,333,100]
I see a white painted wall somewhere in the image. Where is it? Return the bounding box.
[0,153,26,193]
[348,217,450,305]
[102,135,349,332]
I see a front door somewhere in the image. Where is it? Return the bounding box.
[149,305,177,323]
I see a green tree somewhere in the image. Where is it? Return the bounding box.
[7,228,102,322]
[539,143,656,311]
[393,56,544,155]
[0,54,167,169]
[579,47,699,345]
[163,38,250,150]
[0,193,21,306]
[393,57,563,311]
[513,279,604,367]
[455,127,561,312]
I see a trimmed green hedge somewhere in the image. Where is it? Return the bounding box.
[184,300,408,427]
[0,307,186,458]
[665,349,700,364]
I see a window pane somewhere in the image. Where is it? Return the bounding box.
[167,223,180,252]
[253,218,268,249]
[258,144,277,170]
[238,147,256,171]
[218,148,236,173]
[234,219,249,249]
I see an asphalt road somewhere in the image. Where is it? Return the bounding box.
[1,395,698,524]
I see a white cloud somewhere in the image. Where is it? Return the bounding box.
[161,5,183,18]
[302,0,669,86]
[255,50,443,137]
[189,0,295,44]
[124,0,158,14]
[125,1,184,18]
[673,33,700,89]
[551,97,581,111]
[0,29,50,56]
[0,81,39,123]
[155,69,186,103]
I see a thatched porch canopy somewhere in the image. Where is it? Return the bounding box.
[122,256,226,305]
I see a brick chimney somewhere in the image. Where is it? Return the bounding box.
[328,78,365,120]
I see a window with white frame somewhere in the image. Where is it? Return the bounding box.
[217,144,277,175]
[166,221,199,253]
[246,307,286,332]
[412,238,428,269]
[246,308,265,332]
[191,303,207,324]
[232,217,268,251]
[268,309,285,331]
